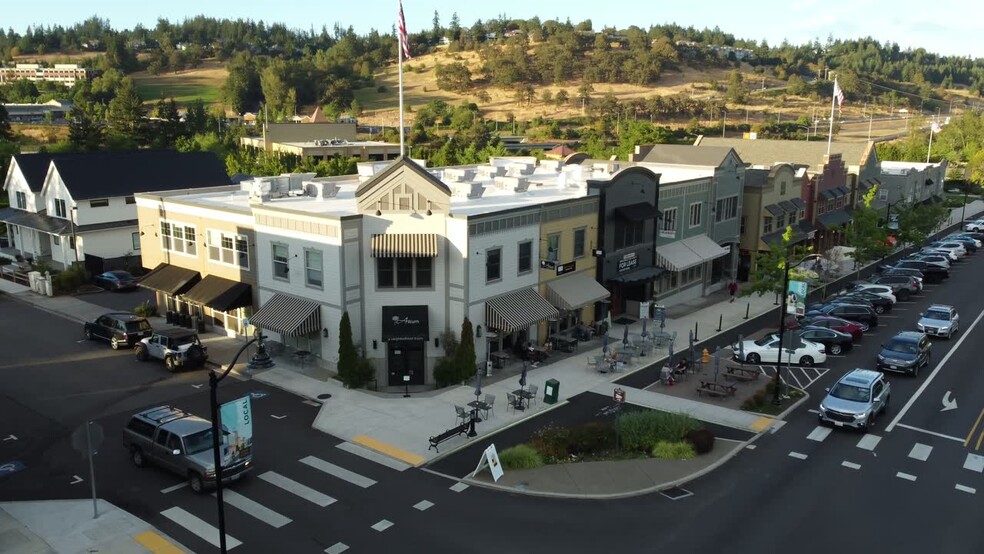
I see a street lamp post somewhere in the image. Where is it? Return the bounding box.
[773,253,821,405]
[210,333,274,553]
[70,206,80,267]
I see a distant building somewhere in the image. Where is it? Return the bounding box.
[241,122,400,162]
[0,63,92,86]
[1,99,72,124]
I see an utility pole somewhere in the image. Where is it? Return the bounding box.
[868,113,873,142]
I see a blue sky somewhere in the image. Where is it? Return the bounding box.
[6,0,983,58]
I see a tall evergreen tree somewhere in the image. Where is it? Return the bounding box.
[68,99,105,151]
[337,311,359,388]
[455,318,476,383]
[106,78,144,144]
[0,103,13,142]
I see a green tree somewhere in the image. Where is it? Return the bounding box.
[337,311,371,388]
[725,70,746,103]
[434,62,472,93]
[152,95,182,148]
[895,202,949,253]
[844,186,890,275]
[454,318,476,384]
[554,89,569,106]
[106,78,144,143]
[0,103,13,142]
[743,226,813,301]
[184,98,209,134]
[68,99,105,151]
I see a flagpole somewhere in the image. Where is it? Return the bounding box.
[926,119,934,164]
[826,77,837,155]
[398,19,405,158]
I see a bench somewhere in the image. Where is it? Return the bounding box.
[696,381,737,398]
[428,421,472,452]
[724,365,761,383]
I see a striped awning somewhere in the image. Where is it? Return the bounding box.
[486,288,559,333]
[545,272,610,311]
[248,293,321,337]
[371,233,438,257]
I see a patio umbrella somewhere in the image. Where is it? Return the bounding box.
[602,333,609,355]
[474,369,483,400]
[623,324,630,346]
[641,318,648,338]
[519,364,527,390]
[713,346,722,382]
[667,340,675,369]
[737,334,745,363]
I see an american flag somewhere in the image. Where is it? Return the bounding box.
[833,78,845,107]
[931,120,942,134]
[398,1,412,60]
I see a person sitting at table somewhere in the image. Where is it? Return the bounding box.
[674,358,690,375]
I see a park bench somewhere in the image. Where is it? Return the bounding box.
[724,365,761,383]
[428,421,471,452]
[696,381,737,398]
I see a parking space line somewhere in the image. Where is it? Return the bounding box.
[413,500,434,511]
[955,484,977,494]
[896,472,917,482]
[908,443,933,461]
[896,423,963,443]
[324,543,349,554]
[841,461,861,470]
[160,507,242,549]
[967,407,984,448]
[964,453,984,473]
[788,452,808,460]
[371,519,394,532]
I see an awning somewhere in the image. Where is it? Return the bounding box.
[681,235,730,262]
[790,197,806,210]
[249,293,321,337]
[545,272,610,311]
[610,266,663,284]
[382,305,429,341]
[920,195,944,206]
[614,202,656,222]
[138,263,200,296]
[655,241,703,271]
[836,186,851,197]
[764,204,785,217]
[371,233,438,257]
[816,209,853,230]
[821,190,837,200]
[779,200,798,214]
[761,220,815,246]
[181,275,252,313]
[0,207,74,235]
[485,287,559,333]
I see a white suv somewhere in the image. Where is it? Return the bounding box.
[965,220,984,232]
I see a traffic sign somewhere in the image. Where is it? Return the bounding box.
[613,387,626,404]
[71,422,104,457]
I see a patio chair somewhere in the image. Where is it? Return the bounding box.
[454,405,469,426]
[586,355,601,370]
[506,392,518,414]
[527,384,539,407]
[482,394,496,418]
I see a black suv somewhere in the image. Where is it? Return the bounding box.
[84,312,153,350]
[887,260,948,283]
[806,303,879,327]
[876,331,932,376]
[830,291,893,314]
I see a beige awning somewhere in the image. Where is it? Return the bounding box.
[371,233,438,257]
[545,272,610,311]
[681,235,730,262]
[486,288,559,333]
[655,235,729,272]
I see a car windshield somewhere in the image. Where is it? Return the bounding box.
[126,320,152,332]
[830,383,870,403]
[109,271,132,279]
[924,310,951,321]
[183,429,214,455]
[884,339,918,354]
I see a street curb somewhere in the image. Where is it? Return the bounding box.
[2,290,87,325]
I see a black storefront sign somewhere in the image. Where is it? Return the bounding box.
[381,305,429,342]
[617,252,639,273]
[556,261,576,276]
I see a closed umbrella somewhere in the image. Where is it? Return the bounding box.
[623,324,630,346]
[688,330,696,366]
[474,369,483,400]
[519,364,527,389]
[602,333,609,355]
[713,346,722,382]
[641,318,648,338]
[667,340,675,369]
[737,334,745,364]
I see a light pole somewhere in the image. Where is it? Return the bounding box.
[773,253,822,405]
[210,333,274,553]
[70,206,80,267]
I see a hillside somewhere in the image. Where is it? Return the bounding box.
[129,59,226,106]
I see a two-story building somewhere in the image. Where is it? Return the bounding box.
[738,164,814,278]
[1,150,230,272]
[878,160,948,215]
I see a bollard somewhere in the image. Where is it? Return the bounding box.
[716,313,723,332]
[744,302,750,320]
[694,321,699,341]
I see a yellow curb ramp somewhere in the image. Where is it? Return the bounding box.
[134,531,185,554]
[749,416,776,432]
[352,434,426,466]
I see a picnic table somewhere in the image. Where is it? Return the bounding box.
[696,381,737,399]
[550,333,579,353]
[724,365,761,382]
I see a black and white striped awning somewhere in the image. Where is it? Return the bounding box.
[371,233,438,257]
[485,288,559,333]
[248,293,321,337]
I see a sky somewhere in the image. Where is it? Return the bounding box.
[5,0,984,59]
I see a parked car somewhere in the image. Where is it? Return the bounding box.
[83,312,153,350]
[889,260,949,282]
[733,333,827,366]
[807,303,879,328]
[953,231,984,244]
[880,267,924,288]
[876,331,932,376]
[917,304,959,339]
[92,270,138,291]
[785,314,866,340]
[942,237,978,253]
[928,241,967,259]
[818,369,890,432]
[808,297,875,314]
[964,219,984,232]
[122,406,252,494]
[868,275,920,299]
[798,326,855,355]
[842,282,897,303]
[916,249,957,263]
[135,328,209,371]
[831,290,895,314]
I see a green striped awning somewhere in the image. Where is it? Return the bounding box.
[248,293,321,337]
[485,288,559,333]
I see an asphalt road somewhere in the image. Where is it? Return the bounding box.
[81,287,156,313]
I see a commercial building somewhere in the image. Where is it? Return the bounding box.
[0,64,92,86]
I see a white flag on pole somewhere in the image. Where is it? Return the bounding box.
[833,78,845,108]
[931,121,942,134]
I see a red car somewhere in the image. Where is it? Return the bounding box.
[782,314,865,341]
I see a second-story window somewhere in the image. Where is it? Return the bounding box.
[546,233,560,262]
[16,191,27,209]
[486,248,502,282]
[272,244,290,280]
[89,199,109,208]
[54,198,66,218]
[614,221,644,250]
[518,241,532,273]
[661,208,678,236]
[305,249,323,288]
[763,216,773,234]
[574,228,586,258]
[689,202,702,228]
[377,257,433,288]
[207,230,249,270]
[160,221,197,255]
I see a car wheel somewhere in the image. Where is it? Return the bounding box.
[874,305,885,315]
[110,337,121,350]
[859,418,869,434]
[189,472,205,494]
[130,448,145,468]
[829,344,843,356]
[84,328,94,340]
[882,395,890,414]
[165,356,177,373]
[912,364,920,377]
[746,353,761,364]
[135,345,149,362]
[799,356,814,366]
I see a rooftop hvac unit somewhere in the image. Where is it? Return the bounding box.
[467,183,486,199]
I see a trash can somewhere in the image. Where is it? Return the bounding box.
[194,316,205,333]
[179,313,191,328]
[165,310,175,324]
[543,378,560,405]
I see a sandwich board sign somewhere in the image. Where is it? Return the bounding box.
[471,443,504,482]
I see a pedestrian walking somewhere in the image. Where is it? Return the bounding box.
[728,280,738,303]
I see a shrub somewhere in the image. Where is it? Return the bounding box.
[52,265,86,293]
[616,410,702,452]
[530,423,570,463]
[651,441,696,460]
[499,444,544,470]
[433,356,459,388]
[377,85,387,93]
[133,300,158,317]
[566,421,615,457]
[685,429,715,454]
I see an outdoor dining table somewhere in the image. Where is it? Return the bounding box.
[490,351,510,369]
[466,400,487,421]
[550,334,578,353]
[511,389,532,410]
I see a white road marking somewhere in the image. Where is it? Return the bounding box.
[963,453,984,473]
[807,409,820,414]
[161,507,242,549]
[807,426,832,442]
[270,415,287,420]
[450,482,469,492]
[160,482,187,494]
[324,543,349,554]
[887,305,984,432]
[841,461,861,470]
[300,456,377,488]
[303,400,321,407]
[336,442,410,471]
[215,490,292,528]
[788,452,808,460]
[896,423,964,443]
[191,384,203,389]
[745,444,757,450]
[896,472,917,482]
[259,471,336,507]
[908,443,933,461]
[371,519,394,532]
[69,475,83,485]
[856,434,882,451]
[955,484,977,494]
[413,500,434,511]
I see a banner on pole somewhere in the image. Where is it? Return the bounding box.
[787,280,808,316]
[219,396,253,468]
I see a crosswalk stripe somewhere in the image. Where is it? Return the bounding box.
[413,500,434,511]
[259,471,336,507]
[324,543,349,554]
[856,434,882,451]
[788,452,808,460]
[908,443,933,461]
[807,426,832,442]
[896,472,917,482]
[300,456,377,488]
[841,461,861,470]
[450,482,469,492]
[371,519,394,532]
[955,484,976,494]
[160,507,242,549]
[337,442,411,471]
[963,453,984,473]
[215,490,292,528]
